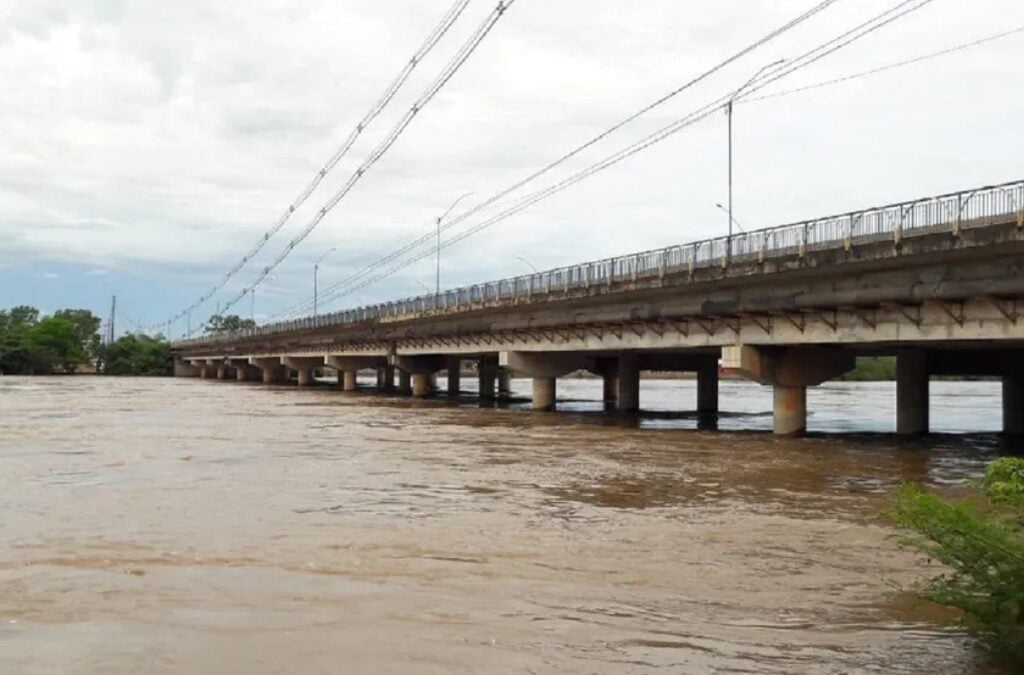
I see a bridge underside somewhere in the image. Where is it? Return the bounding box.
[174,219,1024,436]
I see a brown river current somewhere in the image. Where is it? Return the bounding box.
[0,376,1015,674]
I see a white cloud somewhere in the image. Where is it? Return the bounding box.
[1,0,1022,323]
[43,272,60,279]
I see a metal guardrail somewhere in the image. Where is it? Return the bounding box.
[176,179,1023,347]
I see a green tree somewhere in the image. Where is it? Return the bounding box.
[892,457,1024,664]
[101,334,172,376]
[53,309,102,366]
[26,317,82,373]
[205,314,256,335]
[0,306,40,374]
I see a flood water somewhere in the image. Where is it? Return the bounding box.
[0,375,1015,674]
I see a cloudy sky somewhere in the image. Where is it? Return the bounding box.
[2,0,1022,335]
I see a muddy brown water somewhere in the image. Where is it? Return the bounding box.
[0,376,1014,674]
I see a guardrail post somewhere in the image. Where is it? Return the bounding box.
[954,193,962,237]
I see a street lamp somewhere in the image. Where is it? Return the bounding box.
[725,58,785,264]
[715,203,745,233]
[515,255,539,273]
[436,192,475,295]
[313,247,337,317]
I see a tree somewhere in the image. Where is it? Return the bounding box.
[205,314,256,335]
[25,317,82,373]
[53,309,102,366]
[892,457,1024,664]
[101,334,172,376]
[0,306,40,374]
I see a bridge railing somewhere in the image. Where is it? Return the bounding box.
[176,179,1023,347]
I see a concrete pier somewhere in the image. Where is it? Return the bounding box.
[617,354,640,412]
[697,359,719,414]
[236,366,248,382]
[446,358,461,397]
[602,373,618,402]
[412,373,430,398]
[382,365,395,391]
[479,359,497,399]
[399,371,412,394]
[773,385,807,436]
[296,369,313,386]
[1004,374,1024,435]
[498,369,511,397]
[343,371,358,392]
[532,377,556,411]
[897,350,929,435]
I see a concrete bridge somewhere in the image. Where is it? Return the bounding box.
[173,179,1024,436]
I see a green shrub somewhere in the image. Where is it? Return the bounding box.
[892,457,1024,663]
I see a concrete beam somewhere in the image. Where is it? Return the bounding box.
[723,345,854,387]
[393,355,446,376]
[499,351,594,378]
[326,355,386,372]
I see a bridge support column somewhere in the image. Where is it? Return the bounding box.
[897,350,929,436]
[500,351,595,412]
[723,345,853,436]
[399,371,412,394]
[479,358,497,399]
[498,369,511,398]
[697,358,719,414]
[773,385,807,437]
[282,357,324,387]
[235,365,249,382]
[411,373,431,398]
[250,357,286,384]
[174,360,200,377]
[446,358,461,397]
[1003,374,1024,436]
[343,371,358,391]
[216,365,227,380]
[382,365,395,391]
[617,353,640,413]
[532,377,556,411]
[603,373,618,402]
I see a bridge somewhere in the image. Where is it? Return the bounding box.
[173,179,1024,436]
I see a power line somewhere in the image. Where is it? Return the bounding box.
[746,23,1024,102]
[271,0,846,319]
[161,0,473,329]
[217,0,518,316]
[295,0,939,319]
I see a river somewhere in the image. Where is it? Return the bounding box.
[0,376,1013,674]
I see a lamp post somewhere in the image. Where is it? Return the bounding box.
[313,247,337,317]
[515,255,539,273]
[715,203,745,233]
[436,192,475,295]
[725,59,785,265]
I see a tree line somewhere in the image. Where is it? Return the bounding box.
[0,306,254,376]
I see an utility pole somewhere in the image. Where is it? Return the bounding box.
[724,59,785,266]
[434,192,475,295]
[107,295,116,345]
[313,248,337,317]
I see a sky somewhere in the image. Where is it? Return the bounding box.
[1,0,1022,337]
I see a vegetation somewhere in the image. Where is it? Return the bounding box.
[0,305,172,376]
[892,457,1024,664]
[101,334,173,376]
[841,356,896,381]
[205,314,255,334]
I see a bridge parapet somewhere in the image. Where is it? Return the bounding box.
[174,180,1022,349]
